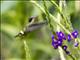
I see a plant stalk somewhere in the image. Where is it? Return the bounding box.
[23,40,31,60]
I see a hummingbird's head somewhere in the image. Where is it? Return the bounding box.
[15,31,24,37]
[28,16,38,22]
[28,16,39,25]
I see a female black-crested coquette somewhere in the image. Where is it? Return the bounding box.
[15,16,48,37]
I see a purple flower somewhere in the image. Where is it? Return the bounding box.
[56,31,66,40]
[71,30,78,38]
[51,35,54,40]
[52,38,63,49]
[67,34,72,42]
[74,42,79,47]
[62,45,70,55]
[52,44,58,49]
[62,45,67,50]
[51,30,79,56]
[65,50,70,55]
[52,39,57,44]
[51,34,59,49]
[57,39,62,46]
[52,40,58,49]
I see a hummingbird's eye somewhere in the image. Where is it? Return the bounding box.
[29,17,33,22]
[29,16,36,22]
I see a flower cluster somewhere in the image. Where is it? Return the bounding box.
[51,30,79,55]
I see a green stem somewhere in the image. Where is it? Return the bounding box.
[23,40,31,60]
[43,0,54,34]
[69,54,76,60]
[58,47,66,60]
[50,0,73,31]
[50,0,62,13]
[50,0,66,21]
[30,1,71,34]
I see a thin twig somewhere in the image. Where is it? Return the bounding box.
[68,54,76,60]
[23,40,31,60]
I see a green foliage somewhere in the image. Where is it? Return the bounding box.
[1,1,80,60]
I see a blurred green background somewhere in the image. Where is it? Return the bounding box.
[1,1,80,60]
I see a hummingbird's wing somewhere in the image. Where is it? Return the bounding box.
[24,20,48,32]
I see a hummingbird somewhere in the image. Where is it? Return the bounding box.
[15,16,48,37]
